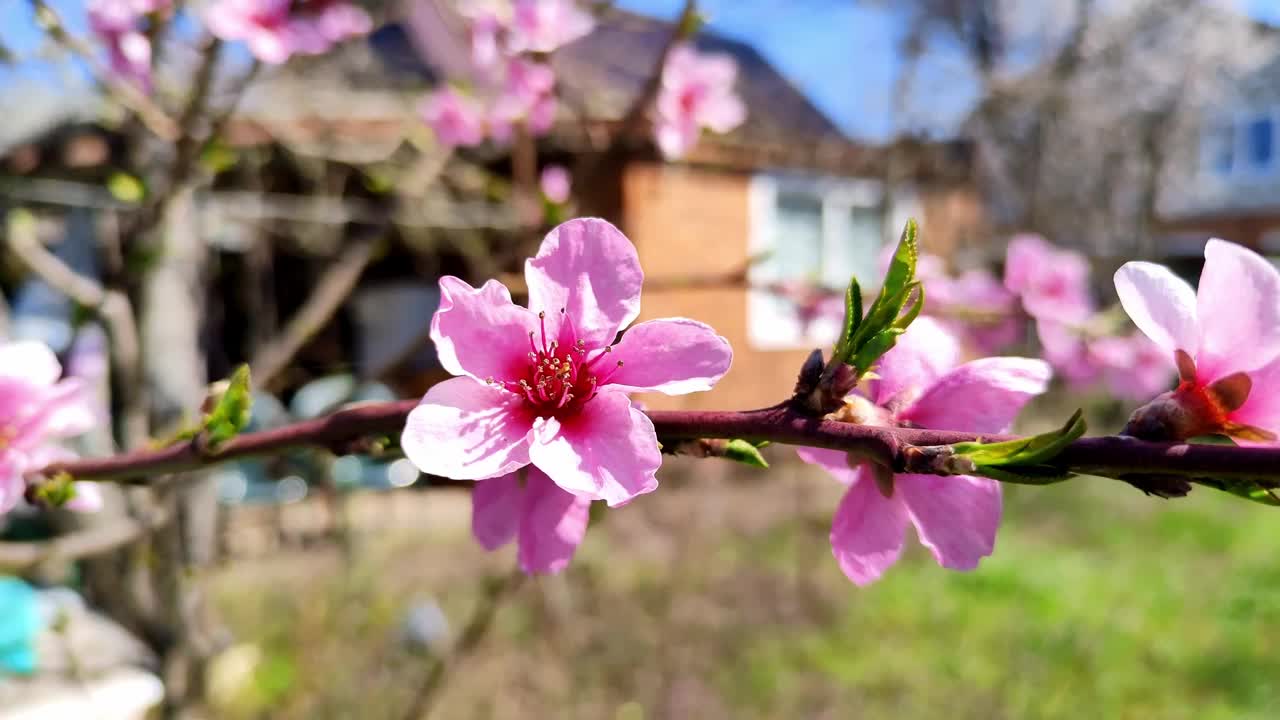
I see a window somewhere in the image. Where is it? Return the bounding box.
[1202,121,1234,176]
[1200,111,1279,178]
[1248,115,1274,169]
[747,175,885,349]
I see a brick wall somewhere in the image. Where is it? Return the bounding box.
[621,162,813,411]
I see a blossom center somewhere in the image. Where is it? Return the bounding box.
[488,309,622,416]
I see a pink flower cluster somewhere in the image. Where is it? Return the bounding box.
[653,43,747,160]
[87,0,170,92]
[419,0,591,149]
[204,0,372,64]
[1003,234,1175,402]
[797,318,1051,585]
[0,342,102,516]
[401,218,732,573]
[1115,239,1280,444]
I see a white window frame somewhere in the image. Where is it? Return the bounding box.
[1200,108,1280,181]
[746,172,885,351]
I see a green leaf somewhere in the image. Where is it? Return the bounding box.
[107,171,146,203]
[722,439,770,469]
[951,409,1086,468]
[836,275,862,353]
[974,465,1076,485]
[1195,477,1280,507]
[31,472,77,508]
[200,140,239,174]
[203,365,253,451]
[892,282,924,330]
[850,327,905,374]
[836,220,920,368]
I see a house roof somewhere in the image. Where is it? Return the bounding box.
[231,5,872,172]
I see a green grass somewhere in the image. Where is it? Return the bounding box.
[208,462,1280,719]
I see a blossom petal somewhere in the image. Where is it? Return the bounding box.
[430,276,537,382]
[829,469,909,586]
[1196,239,1280,379]
[605,318,732,395]
[0,453,24,515]
[795,446,861,485]
[518,467,591,574]
[524,219,643,347]
[528,390,660,506]
[401,377,533,481]
[868,316,962,407]
[1114,261,1198,361]
[897,473,1001,571]
[0,341,62,386]
[901,357,1052,433]
[471,472,522,551]
[66,482,104,513]
[1230,357,1280,443]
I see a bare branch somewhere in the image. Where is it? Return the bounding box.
[402,570,524,720]
[7,211,148,446]
[0,508,168,572]
[250,233,383,390]
[25,399,1280,491]
[26,0,179,140]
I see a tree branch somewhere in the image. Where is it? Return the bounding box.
[249,233,382,390]
[7,211,149,446]
[27,0,180,140]
[27,401,1280,489]
[401,570,524,720]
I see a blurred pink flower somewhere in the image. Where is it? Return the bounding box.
[1115,238,1280,443]
[0,342,98,516]
[205,0,370,63]
[1035,320,1099,389]
[540,164,572,203]
[1087,334,1174,403]
[488,58,558,141]
[472,466,590,574]
[506,0,596,54]
[420,87,487,147]
[654,43,746,159]
[402,218,733,508]
[1004,234,1094,324]
[924,260,1022,355]
[796,318,1051,585]
[87,0,167,91]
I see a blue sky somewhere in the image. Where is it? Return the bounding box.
[4,1,1278,143]
[615,0,983,140]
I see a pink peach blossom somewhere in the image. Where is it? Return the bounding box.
[796,318,1051,586]
[0,342,98,516]
[87,0,167,91]
[472,466,590,573]
[654,43,746,159]
[420,87,487,147]
[540,164,571,204]
[487,58,558,141]
[1087,333,1174,402]
[205,0,370,63]
[1115,238,1280,442]
[1004,234,1094,324]
[402,218,733,508]
[506,0,596,54]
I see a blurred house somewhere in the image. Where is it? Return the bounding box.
[0,5,982,412]
[228,4,981,409]
[1155,48,1280,259]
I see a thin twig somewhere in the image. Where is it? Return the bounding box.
[27,0,179,140]
[7,211,149,446]
[402,570,525,720]
[0,507,168,571]
[249,233,383,390]
[26,400,1280,487]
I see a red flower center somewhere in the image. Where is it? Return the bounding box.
[489,310,622,416]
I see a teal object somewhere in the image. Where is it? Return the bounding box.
[0,577,41,675]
